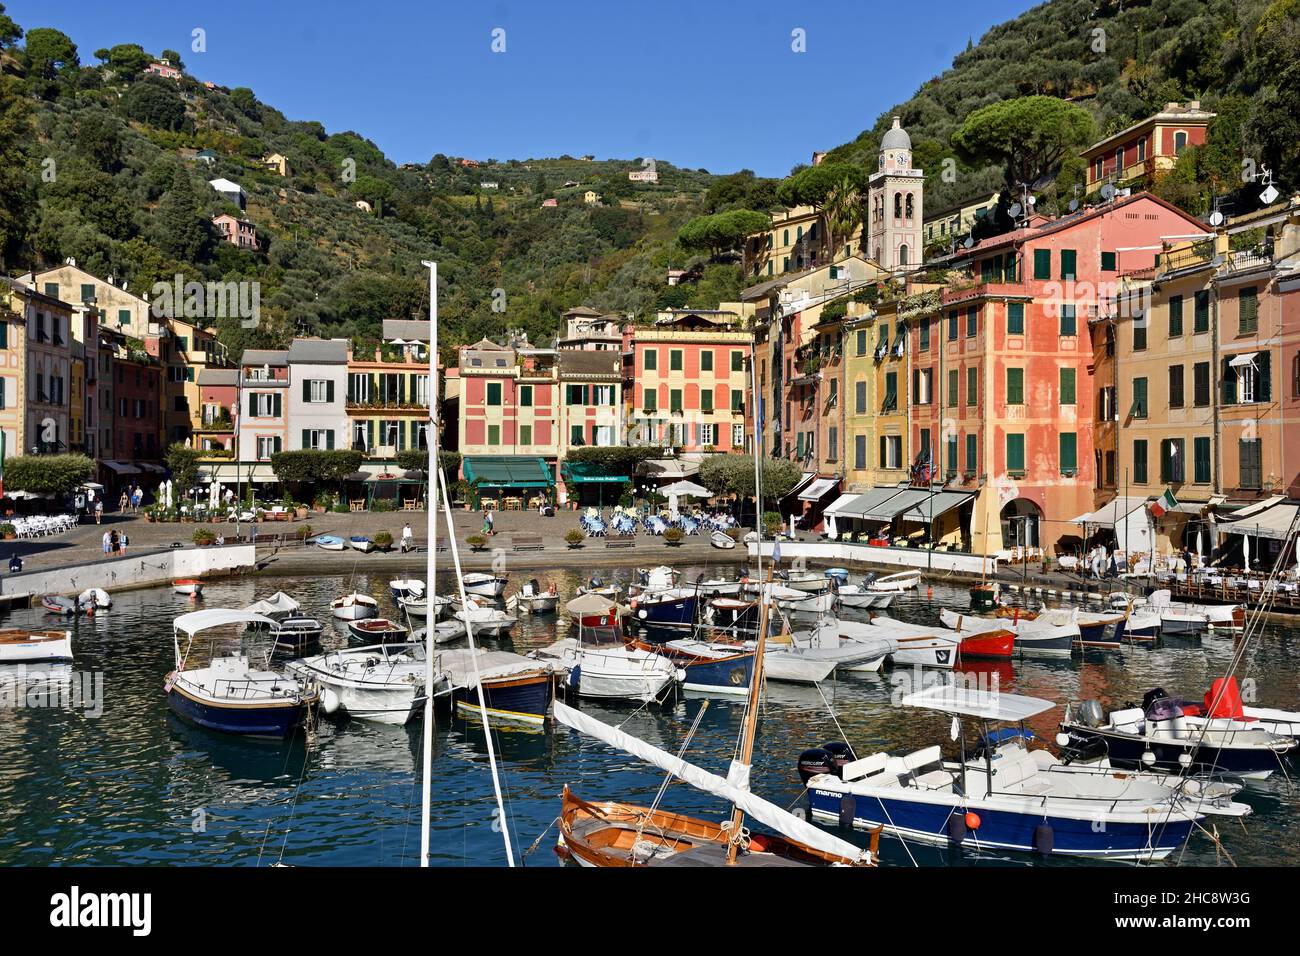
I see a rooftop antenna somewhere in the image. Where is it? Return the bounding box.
[1068,184,1082,213]
[1258,165,1279,206]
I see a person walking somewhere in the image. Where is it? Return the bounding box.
[119,490,129,513]
[119,530,129,557]
[401,521,414,553]
[109,529,120,558]
[484,509,495,536]
[95,499,104,524]
[102,530,111,559]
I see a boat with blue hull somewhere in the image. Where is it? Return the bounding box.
[631,588,697,630]
[629,637,753,696]
[799,684,1209,862]
[165,609,318,739]
[436,647,555,726]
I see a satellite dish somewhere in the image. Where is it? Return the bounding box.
[1027,195,1036,206]
[1008,203,1022,218]
[963,236,974,249]
[1208,210,1224,227]
[1100,183,1116,201]
[1260,184,1280,205]
[1068,199,1079,212]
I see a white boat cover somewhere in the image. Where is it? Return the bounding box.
[244,591,300,616]
[901,683,1055,721]
[436,648,550,690]
[174,608,278,636]
[553,700,869,864]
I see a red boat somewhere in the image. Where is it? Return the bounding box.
[957,630,1015,660]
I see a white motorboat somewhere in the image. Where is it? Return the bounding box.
[538,636,682,703]
[430,619,468,643]
[507,580,560,615]
[939,606,1076,658]
[244,591,300,619]
[455,598,517,636]
[173,579,204,597]
[692,575,744,598]
[316,535,346,551]
[710,529,736,549]
[751,582,834,614]
[775,569,831,593]
[462,572,508,598]
[802,685,1214,861]
[769,622,891,673]
[331,592,379,621]
[165,609,317,737]
[389,579,425,601]
[868,569,921,592]
[398,594,451,620]
[834,583,895,610]
[837,617,962,669]
[635,566,679,591]
[348,535,375,553]
[0,629,73,664]
[1144,589,1235,634]
[287,642,435,725]
[77,588,112,610]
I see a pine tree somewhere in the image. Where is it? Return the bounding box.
[155,167,208,263]
[0,75,33,270]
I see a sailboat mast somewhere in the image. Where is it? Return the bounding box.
[420,259,439,868]
[726,335,770,865]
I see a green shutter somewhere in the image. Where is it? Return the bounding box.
[967,366,977,406]
[326,430,335,450]
[1007,367,1024,405]
[1060,304,1076,336]
[966,433,977,471]
[327,380,334,403]
[1101,251,1116,271]
[1007,302,1024,334]
[1194,291,1210,332]
[1007,433,1025,472]
[1194,437,1210,483]
[1168,295,1183,336]
[1059,432,1077,472]
[1133,440,1148,483]
[1221,358,1237,405]
[273,393,281,418]
[1059,367,1076,405]
[1033,249,1050,280]
[1131,377,1147,417]
[303,379,310,402]
[302,429,309,448]
[947,369,958,407]
[1239,288,1258,334]
[1060,249,1077,280]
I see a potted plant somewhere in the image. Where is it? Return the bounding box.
[0,523,14,540]
[192,527,217,547]
[763,512,783,537]
[466,533,488,552]
[297,523,313,541]
[663,527,684,547]
[564,529,585,549]
[373,530,393,552]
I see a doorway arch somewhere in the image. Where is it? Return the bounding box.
[1000,498,1042,549]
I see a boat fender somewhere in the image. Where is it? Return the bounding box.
[320,687,342,715]
[964,811,981,831]
[1033,822,1053,855]
[1141,750,1156,766]
[638,609,647,620]
[946,813,966,844]
[838,795,856,829]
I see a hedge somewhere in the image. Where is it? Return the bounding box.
[3,454,93,495]
[269,449,364,484]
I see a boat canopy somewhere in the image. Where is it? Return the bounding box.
[901,684,1055,721]
[565,592,622,616]
[174,608,279,636]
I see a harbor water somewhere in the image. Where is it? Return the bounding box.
[1,565,1297,867]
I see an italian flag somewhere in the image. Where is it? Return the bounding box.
[1149,488,1177,519]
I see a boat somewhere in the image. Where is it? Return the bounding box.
[347,617,408,643]
[834,580,896,610]
[287,642,434,725]
[630,587,698,630]
[701,596,762,632]
[165,608,318,737]
[554,569,877,868]
[398,594,451,620]
[506,579,559,615]
[316,535,346,551]
[868,569,921,592]
[455,598,517,637]
[1184,676,1300,741]
[273,614,324,656]
[348,535,374,553]
[801,683,1209,861]
[1142,589,1214,635]
[436,647,555,725]
[692,574,744,598]
[710,529,736,549]
[751,581,834,614]
[462,572,508,598]
[840,616,1013,667]
[429,619,467,644]
[244,591,300,619]
[41,595,77,616]
[77,588,112,610]
[627,636,754,695]
[634,566,679,591]
[1146,589,1243,633]
[577,576,623,600]
[0,629,73,664]
[940,606,1075,658]
[389,579,425,601]
[1059,689,1296,780]
[173,579,204,597]
[775,569,830,593]
[331,592,379,621]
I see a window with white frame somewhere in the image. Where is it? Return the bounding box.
[699,423,715,446]
[251,393,277,417]
[593,384,614,406]
[302,429,333,449]
[349,372,370,403]
[415,374,430,406]
[257,436,278,459]
[594,425,614,446]
[732,424,745,449]
[308,379,330,403]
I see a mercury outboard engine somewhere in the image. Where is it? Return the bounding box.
[797,747,837,783]
[861,571,878,587]
[822,741,857,772]
[588,576,604,591]
[1076,699,1105,728]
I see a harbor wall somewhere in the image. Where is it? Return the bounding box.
[0,545,256,599]
[748,540,1000,577]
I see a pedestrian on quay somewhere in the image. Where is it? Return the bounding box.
[483,510,495,536]
[401,522,414,553]
[102,530,111,559]
[95,499,104,525]
[119,530,129,557]
[109,529,120,557]
[119,490,129,512]
[132,487,143,513]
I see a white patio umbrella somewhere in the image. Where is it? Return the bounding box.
[658,480,712,498]
[1242,533,1251,572]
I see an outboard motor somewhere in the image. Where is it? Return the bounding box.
[821,741,857,773]
[861,571,878,587]
[1076,700,1105,728]
[797,747,837,783]
[588,576,604,591]
[1142,687,1171,713]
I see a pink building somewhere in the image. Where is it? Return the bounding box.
[212,214,257,250]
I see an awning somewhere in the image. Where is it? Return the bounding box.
[1223,494,1284,521]
[140,463,167,474]
[823,493,863,517]
[899,491,974,523]
[782,472,817,499]
[659,479,713,497]
[1070,495,1147,528]
[463,455,554,489]
[1221,500,1300,540]
[101,460,141,475]
[798,477,840,501]
[561,461,629,484]
[198,462,279,484]
[1228,351,1258,368]
[831,486,909,521]
[861,487,931,522]
[638,458,699,480]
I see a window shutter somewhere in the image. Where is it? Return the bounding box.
[248,392,255,417]
[1221,358,1237,404]
[327,380,335,403]
[303,379,310,403]
[274,436,282,454]
[367,420,375,449]
[327,430,335,450]
[1258,351,1271,402]
[1160,440,1171,482]
[302,429,309,449]
[274,393,282,418]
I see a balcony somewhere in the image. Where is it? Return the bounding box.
[346,397,428,412]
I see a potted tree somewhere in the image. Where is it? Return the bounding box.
[0,523,15,540]
[373,530,393,552]
[663,527,684,547]
[192,527,217,547]
[466,534,488,552]
[564,529,585,549]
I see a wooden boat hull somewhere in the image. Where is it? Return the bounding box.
[349,537,374,553]
[629,638,753,695]
[0,629,73,664]
[164,676,314,738]
[331,596,378,621]
[173,580,204,596]
[463,575,507,598]
[347,619,407,643]
[450,670,552,726]
[274,618,324,656]
[557,786,873,867]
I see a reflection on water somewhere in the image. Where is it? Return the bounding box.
[0,566,1296,866]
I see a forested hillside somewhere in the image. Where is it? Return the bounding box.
[0,5,729,359]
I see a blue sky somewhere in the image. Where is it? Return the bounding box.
[11,0,1038,177]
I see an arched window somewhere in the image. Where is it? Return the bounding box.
[783,229,789,246]
[905,194,914,218]
[1174,131,1188,154]
[894,193,902,218]
[796,226,803,242]
[1115,146,1124,172]
[899,244,909,266]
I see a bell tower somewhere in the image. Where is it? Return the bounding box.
[866,117,924,270]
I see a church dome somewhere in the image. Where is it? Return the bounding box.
[881,116,911,151]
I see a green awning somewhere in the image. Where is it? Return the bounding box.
[463,455,554,489]
[561,461,629,484]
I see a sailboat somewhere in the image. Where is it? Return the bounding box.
[555,343,879,867]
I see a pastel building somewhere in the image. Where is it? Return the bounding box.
[286,338,349,451]
[345,344,432,461]
[1081,102,1215,196]
[195,367,238,454]
[237,349,290,466]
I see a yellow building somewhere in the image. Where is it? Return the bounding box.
[0,282,30,463]
[870,295,910,487]
[28,263,152,338]
[922,191,1001,250]
[842,302,879,490]
[742,206,827,279]
[263,153,290,177]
